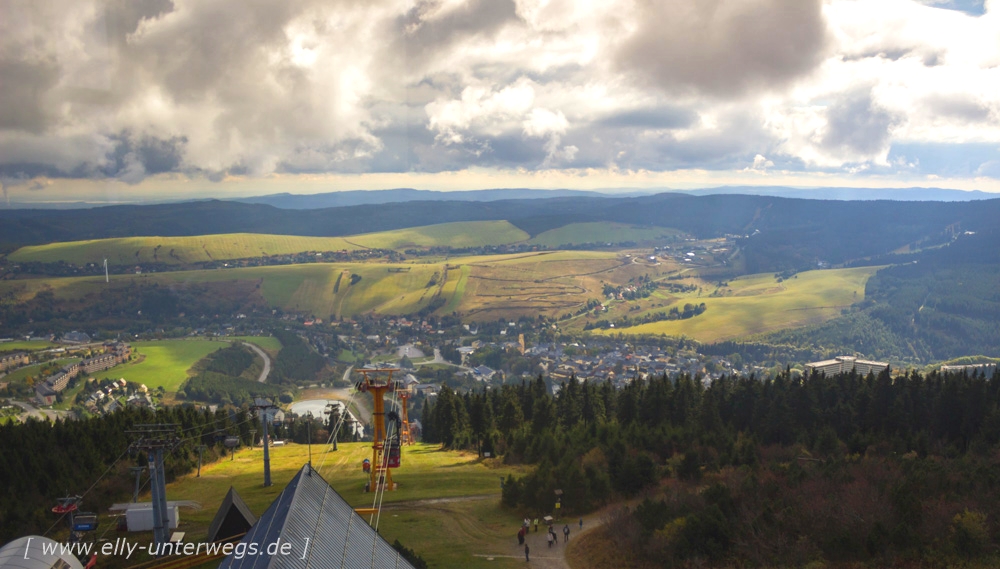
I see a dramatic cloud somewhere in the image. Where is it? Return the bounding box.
[617,0,828,97]
[1,0,1000,199]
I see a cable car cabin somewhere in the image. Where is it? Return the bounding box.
[362,459,371,473]
[386,439,401,469]
[52,503,78,515]
[72,513,99,532]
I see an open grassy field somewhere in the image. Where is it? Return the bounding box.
[595,267,879,342]
[88,339,226,391]
[0,340,56,351]
[529,222,682,247]
[229,336,282,356]
[7,221,530,266]
[157,442,535,569]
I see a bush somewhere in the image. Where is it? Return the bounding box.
[951,509,989,557]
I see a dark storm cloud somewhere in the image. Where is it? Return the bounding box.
[617,0,827,97]
[392,0,520,66]
[0,54,60,133]
[822,90,902,157]
[407,132,550,173]
[101,134,188,180]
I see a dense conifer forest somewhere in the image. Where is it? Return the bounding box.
[0,407,257,543]
[423,368,1000,566]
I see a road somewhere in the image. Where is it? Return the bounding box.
[396,344,425,358]
[243,342,272,383]
[11,400,67,422]
[413,348,472,372]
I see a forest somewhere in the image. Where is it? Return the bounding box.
[0,406,259,543]
[759,229,1000,363]
[181,342,300,406]
[423,367,1000,566]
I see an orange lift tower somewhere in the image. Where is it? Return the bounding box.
[356,367,402,492]
[396,388,414,445]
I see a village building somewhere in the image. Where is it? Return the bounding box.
[0,352,29,372]
[805,356,889,377]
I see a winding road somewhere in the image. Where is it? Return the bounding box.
[243,342,272,383]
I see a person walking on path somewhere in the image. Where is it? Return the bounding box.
[563,524,570,542]
[534,518,539,532]
[524,543,530,562]
[518,527,525,545]
[579,517,583,530]
[547,531,554,548]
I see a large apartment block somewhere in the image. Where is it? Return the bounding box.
[805,356,889,377]
[0,352,29,372]
[81,353,118,374]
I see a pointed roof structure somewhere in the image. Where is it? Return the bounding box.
[207,486,258,543]
[219,464,416,569]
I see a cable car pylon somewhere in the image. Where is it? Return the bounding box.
[396,388,413,445]
[355,367,403,492]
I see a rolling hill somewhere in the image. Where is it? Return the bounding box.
[4,194,1000,274]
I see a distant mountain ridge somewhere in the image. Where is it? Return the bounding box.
[232,188,620,209]
[2,193,999,273]
[231,186,997,209]
[2,186,994,211]
[680,186,997,202]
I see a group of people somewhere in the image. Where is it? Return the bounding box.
[518,517,583,561]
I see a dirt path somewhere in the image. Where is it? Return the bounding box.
[480,514,604,569]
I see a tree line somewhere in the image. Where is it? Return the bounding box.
[0,406,260,543]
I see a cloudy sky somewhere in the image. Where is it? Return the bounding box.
[2,0,1000,203]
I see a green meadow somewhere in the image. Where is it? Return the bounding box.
[88,340,226,391]
[597,267,879,342]
[160,442,534,569]
[0,340,57,351]
[229,336,282,356]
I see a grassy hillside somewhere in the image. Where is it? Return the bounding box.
[347,220,528,250]
[455,250,665,320]
[7,221,529,266]
[158,442,530,569]
[597,267,878,342]
[0,251,673,322]
[529,222,681,247]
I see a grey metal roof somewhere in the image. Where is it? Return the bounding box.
[0,536,84,569]
[207,486,258,543]
[219,465,415,569]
